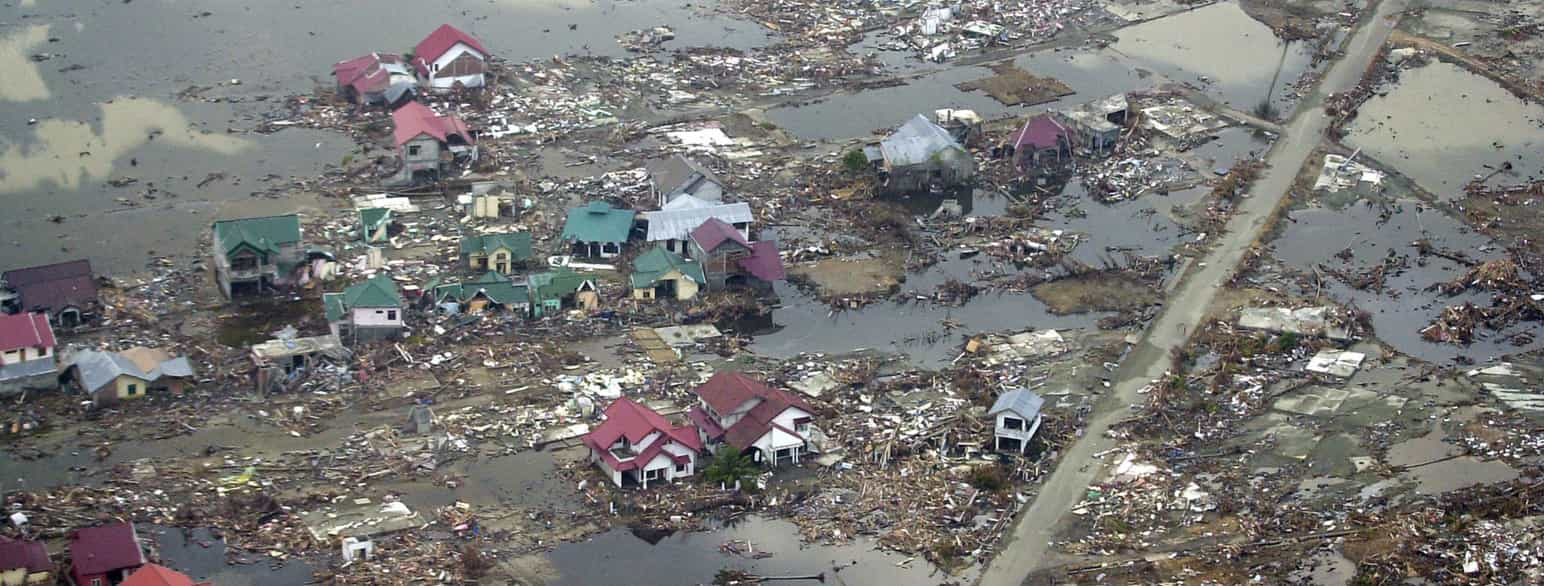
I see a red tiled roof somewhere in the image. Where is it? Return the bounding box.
[722,398,811,451]
[392,101,473,146]
[693,371,809,416]
[121,563,208,586]
[0,537,50,573]
[582,398,701,471]
[69,523,145,577]
[738,241,785,282]
[333,53,403,95]
[3,259,96,313]
[687,406,723,441]
[0,313,54,352]
[689,218,751,254]
[414,24,489,65]
[1011,114,1069,151]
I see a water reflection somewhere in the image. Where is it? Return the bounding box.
[0,25,51,102]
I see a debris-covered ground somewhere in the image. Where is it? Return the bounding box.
[0,0,1539,584]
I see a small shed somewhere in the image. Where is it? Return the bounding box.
[988,388,1044,454]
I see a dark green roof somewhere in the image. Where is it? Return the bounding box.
[327,275,403,321]
[630,244,705,289]
[213,214,302,256]
[459,232,533,260]
[560,201,636,244]
[360,208,391,231]
[529,268,595,303]
[432,271,528,306]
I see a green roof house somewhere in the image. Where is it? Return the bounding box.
[560,201,636,259]
[429,271,530,315]
[529,268,599,317]
[211,214,304,299]
[323,275,406,343]
[360,208,393,244]
[460,232,532,274]
[630,244,705,301]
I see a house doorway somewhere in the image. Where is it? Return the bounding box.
[654,281,677,300]
[57,307,81,328]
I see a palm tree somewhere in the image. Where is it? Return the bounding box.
[703,446,757,487]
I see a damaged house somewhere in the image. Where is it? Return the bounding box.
[411,24,490,91]
[68,522,147,586]
[332,52,416,107]
[1009,114,1072,171]
[688,372,816,467]
[869,114,976,193]
[642,197,751,258]
[688,219,785,291]
[647,154,726,207]
[560,201,636,259]
[0,536,52,584]
[391,101,476,185]
[65,347,194,406]
[251,334,350,394]
[1054,94,1128,157]
[211,214,305,299]
[459,232,531,275]
[426,272,529,315]
[528,268,598,317]
[989,388,1044,454]
[1,259,98,328]
[582,397,702,489]
[359,208,395,244]
[630,245,705,302]
[0,313,56,396]
[324,275,406,343]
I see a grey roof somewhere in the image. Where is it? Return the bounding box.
[648,155,725,203]
[0,358,57,382]
[67,349,194,394]
[880,114,965,167]
[988,388,1044,419]
[643,201,753,242]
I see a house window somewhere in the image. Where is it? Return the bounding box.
[675,462,687,473]
[794,417,811,435]
[91,579,102,586]
[387,310,398,320]
[230,254,258,271]
[408,145,421,156]
[1003,417,1024,431]
[645,468,662,480]
[127,384,138,396]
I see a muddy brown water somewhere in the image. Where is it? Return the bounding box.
[546,514,975,585]
[145,525,315,586]
[1346,60,1544,199]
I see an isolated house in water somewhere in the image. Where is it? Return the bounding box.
[0,313,58,396]
[392,101,475,185]
[69,522,147,586]
[1054,94,1128,157]
[647,155,726,208]
[689,372,816,467]
[1010,114,1072,171]
[642,197,751,258]
[332,52,415,106]
[211,214,304,299]
[583,397,702,489]
[459,232,531,274]
[989,388,1044,454]
[66,347,194,406]
[412,24,490,91]
[324,275,406,343]
[630,245,705,301]
[870,114,976,193]
[1,259,98,327]
[560,201,636,259]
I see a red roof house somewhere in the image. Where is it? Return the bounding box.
[120,563,211,586]
[0,312,54,361]
[391,101,473,147]
[0,537,52,582]
[332,53,414,105]
[2,259,97,326]
[412,25,490,90]
[689,372,816,466]
[69,522,146,586]
[582,397,702,489]
[688,218,784,289]
[1010,114,1071,169]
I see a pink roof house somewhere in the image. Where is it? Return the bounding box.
[582,398,702,489]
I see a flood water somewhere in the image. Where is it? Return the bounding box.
[547,515,973,585]
[1346,61,1544,199]
[1386,421,1520,495]
[146,525,315,586]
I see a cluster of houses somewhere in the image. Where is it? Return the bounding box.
[0,521,211,586]
[1005,94,1130,175]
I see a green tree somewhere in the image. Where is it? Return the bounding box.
[703,446,757,486]
[841,149,869,174]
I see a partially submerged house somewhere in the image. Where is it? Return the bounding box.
[0,313,56,396]
[332,52,415,106]
[460,232,531,274]
[427,272,529,315]
[324,275,406,343]
[1054,94,1128,157]
[560,201,636,259]
[641,197,751,257]
[630,245,705,301]
[412,24,490,91]
[69,522,146,586]
[121,563,210,586]
[66,347,194,406]
[391,101,475,185]
[689,372,816,467]
[648,155,726,207]
[688,219,785,291]
[1010,114,1072,170]
[582,397,702,489]
[211,214,304,299]
[1,259,98,327]
[989,388,1044,454]
[528,268,598,317]
[0,536,51,585]
[359,208,394,244]
[251,334,351,394]
[870,114,976,193]
[934,108,983,146]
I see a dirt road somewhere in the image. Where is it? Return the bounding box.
[977,1,1410,584]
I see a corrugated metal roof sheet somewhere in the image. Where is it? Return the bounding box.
[880,114,964,167]
[988,388,1044,419]
[67,349,194,395]
[643,202,751,242]
[560,201,636,244]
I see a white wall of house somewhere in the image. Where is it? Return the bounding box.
[745,406,814,464]
[994,412,1042,453]
[426,44,486,89]
[705,396,763,430]
[593,450,624,487]
[353,307,403,327]
[1,345,50,366]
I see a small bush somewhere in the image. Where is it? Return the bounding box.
[967,465,1008,493]
[841,149,869,174]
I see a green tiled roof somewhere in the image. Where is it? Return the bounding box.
[323,292,347,321]
[360,208,391,231]
[529,267,595,303]
[630,244,704,289]
[560,201,636,244]
[327,275,403,321]
[213,214,302,256]
[459,232,533,260]
[432,272,528,306]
